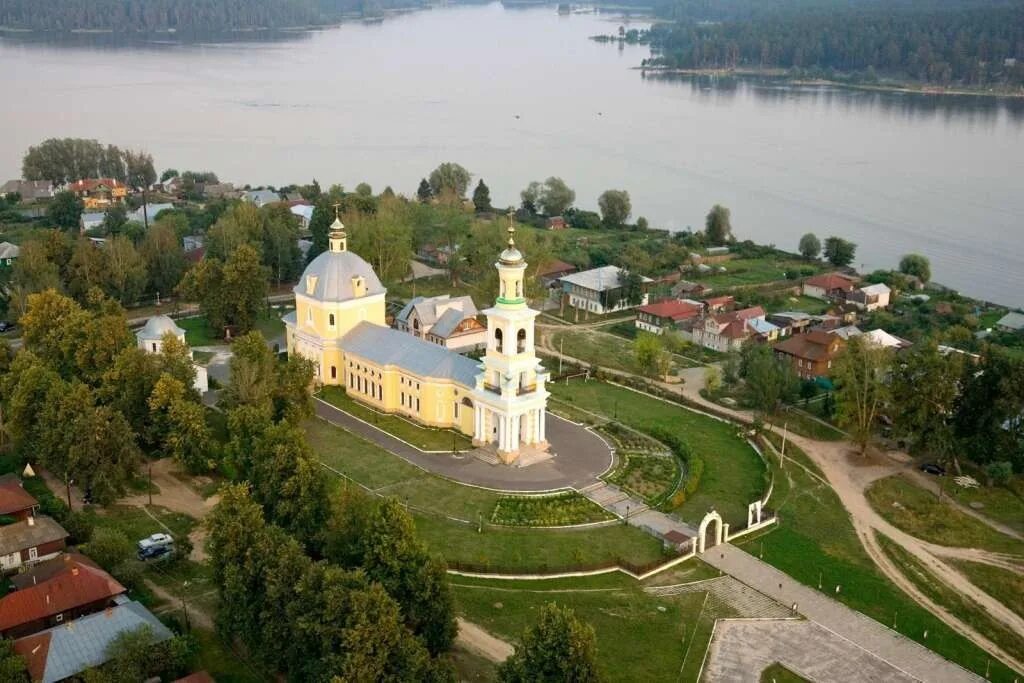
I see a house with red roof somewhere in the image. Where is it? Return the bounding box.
[0,556,125,638]
[65,178,127,210]
[0,516,67,576]
[0,473,40,522]
[635,300,702,334]
[702,295,735,314]
[692,306,776,352]
[803,273,857,301]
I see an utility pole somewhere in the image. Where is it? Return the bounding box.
[148,462,153,506]
[64,471,73,511]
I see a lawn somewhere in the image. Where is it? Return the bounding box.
[551,329,644,376]
[491,492,614,526]
[949,559,1024,622]
[191,628,269,682]
[85,504,197,542]
[318,386,473,452]
[690,257,821,289]
[548,379,767,527]
[178,308,294,347]
[765,295,830,315]
[865,475,1024,556]
[606,455,681,507]
[877,534,1024,664]
[737,439,1022,682]
[947,480,1024,535]
[760,662,809,682]
[305,417,667,569]
[451,571,711,682]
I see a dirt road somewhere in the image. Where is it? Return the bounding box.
[456,618,514,662]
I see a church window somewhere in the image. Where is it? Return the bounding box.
[401,392,406,406]
[306,307,313,323]
[517,328,527,353]
[494,328,503,352]
[416,398,420,413]
[454,401,459,419]
[331,366,337,379]
[329,313,335,326]
[515,280,522,297]
[377,385,382,400]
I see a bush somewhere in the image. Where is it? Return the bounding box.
[83,528,135,571]
[111,559,145,592]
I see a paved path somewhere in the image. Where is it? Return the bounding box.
[581,481,697,543]
[703,619,919,683]
[703,545,983,683]
[314,399,613,492]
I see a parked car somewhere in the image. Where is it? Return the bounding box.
[919,462,946,476]
[0,321,14,333]
[137,532,175,560]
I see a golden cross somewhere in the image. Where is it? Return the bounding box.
[332,202,341,221]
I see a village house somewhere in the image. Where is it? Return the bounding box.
[767,311,813,337]
[66,179,127,210]
[702,295,735,314]
[671,280,710,299]
[634,300,702,335]
[692,306,771,352]
[536,259,577,289]
[0,556,126,638]
[201,182,237,199]
[847,283,892,311]
[15,600,172,683]
[242,188,280,207]
[1,180,53,203]
[774,329,845,380]
[0,241,19,268]
[0,474,40,522]
[803,273,857,301]
[558,265,651,315]
[394,294,487,352]
[862,328,913,350]
[0,516,68,575]
[995,311,1024,333]
[546,216,566,230]
[290,203,314,230]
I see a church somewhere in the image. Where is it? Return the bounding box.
[283,214,550,464]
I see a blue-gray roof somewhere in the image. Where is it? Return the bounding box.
[429,307,469,339]
[136,315,185,341]
[341,322,480,386]
[296,249,385,303]
[22,601,172,683]
[244,189,280,206]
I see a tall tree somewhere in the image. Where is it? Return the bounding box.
[634,332,672,379]
[123,149,157,188]
[428,162,472,198]
[348,197,413,283]
[741,343,798,414]
[704,204,733,245]
[416,178,433,203]
[498,603,602,683]
[472,179,492,212]
[47,190,84,231]
[105,236,147,304]
[832,336,892,455]
[538,177,576,216]
[823,236,857,268]
[798,232,821,260]
[891,340,963,464]
[520,181,542,215]
[899,253,931,283]
[597,189,631,228]
[140,220,186,296]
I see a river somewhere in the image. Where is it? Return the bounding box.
[1,3,1023,307]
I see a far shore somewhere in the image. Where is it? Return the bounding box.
[636,67,1024,99]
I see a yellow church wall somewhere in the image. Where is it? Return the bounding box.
[295,295,385,341]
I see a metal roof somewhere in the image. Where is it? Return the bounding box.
[558,265,652,292]
[340,322,480,387]
[996,311,1024,330]
[296,249,385,303]
[0,241,20,260]
[0,516,67,559]
[859,283,891,296]
[136,315,185,341]
[429,307,473,339]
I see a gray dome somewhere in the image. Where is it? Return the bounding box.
[296,249,385,303]
[137,315,185,341]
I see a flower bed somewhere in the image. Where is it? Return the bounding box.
[490,492,615,527]
[606,454,681,507]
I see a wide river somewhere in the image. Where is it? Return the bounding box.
[2,3,1023,306]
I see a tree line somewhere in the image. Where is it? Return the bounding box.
[22,138,156,187]
[646,3,1024,86]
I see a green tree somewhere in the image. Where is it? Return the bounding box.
[0,638,29,682]
[179,245,268,334]
[47,190,84,231]
[223,332,277,412]
[94,626,192,683]
[520,181,542,214]
[428,162,472,198]
[347,197,413,283]
[899,253,931,283]
[953,349,1024,470]
[798,232,821,260]
[83,527,134,571]
[355,182,373,196]
[102,203,128,234]
[417,178,433,203]
[741,343,798,414]
[833,336,892,455]
[205,202,264,262]
[123,149,157,188]
[597,190,631,228]
[140,220,186,296]
[890,340,963,460]
[22,138,106,184]
[538,177,575,216]
[67,239,111,302]
[160,168,179,182]
[823,236,857,268]
[105,236,147,304]
[498,603,602,683]
[472,178,492,212]
[704,204,733,245]
[634,332,671,378]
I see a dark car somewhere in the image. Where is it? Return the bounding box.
[919,462,946,476]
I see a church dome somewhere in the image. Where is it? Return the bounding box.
[296,248,385,303]
[137,315,185,341]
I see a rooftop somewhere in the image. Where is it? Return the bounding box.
[806,273,857,291]
[296,248,385,303]
[996,311,1024,331]
[859,282,891,296]
[340,322,481,387]
[637,300,701,321]
[14,601,172,683]
[774,329,843,361]
[136,315,185,342]
[536,259,577,278]
[10,554,101,592]
[0,516,67,562]
[0,473,38,516]
[0,241,21,259]
[558,265,651,292]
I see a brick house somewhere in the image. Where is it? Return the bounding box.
[634,300,702,334]
[773,329,845,380]
[0,474,39,522]
[0,516,67,575]
[0,556,126,638]
[802,273,857,301]
[692,306,770,352]
[847,283,892,311]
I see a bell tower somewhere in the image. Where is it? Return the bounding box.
[472,214,549,463]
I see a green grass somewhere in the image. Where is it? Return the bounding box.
[737,439,1022,682]
[548,379,767,527]
[491,492,613,526]
[606,455,680,506]
[949,559,1024,622]
[691,257,821,289]
[416,515,666,572]
[177,316,222,346]
[318,386,473,452]
[760,662,810,683]
[877,534,1024,664]
[192,628,269,682]
[948,480,1024,535]
[769,409,846,442]
[765,295,830,315]
[86,504,197,541]
[191,350,215,365]
[451,571,708,682]
[551,329,645,376]
[866,475,1024,556]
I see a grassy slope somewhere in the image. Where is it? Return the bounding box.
[947,481,1024,536]
[866,475,1024,556]
[948,559,1024,622]
[736,441,1021,682]
[548,379,767,526]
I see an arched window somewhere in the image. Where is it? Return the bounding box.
[515,280,522,297]
[329,313,335,326]
[517,328,527,353]
[330,366,337,379]
[494,328,503,352]
[413,318,420,336]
